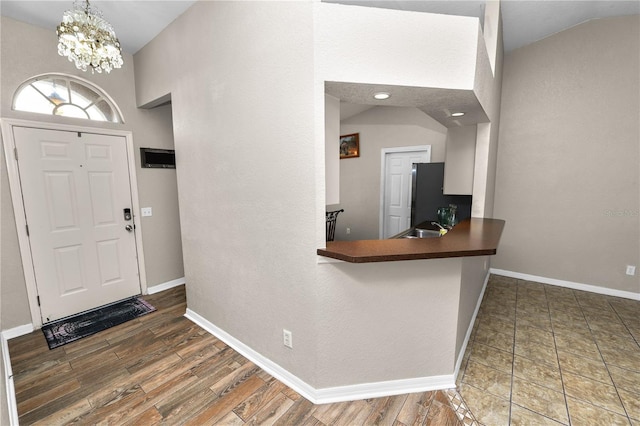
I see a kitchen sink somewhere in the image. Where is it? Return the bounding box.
[389,221,448,239]
[404,229,441,238]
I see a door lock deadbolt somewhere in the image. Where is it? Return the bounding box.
[123,208,132,221]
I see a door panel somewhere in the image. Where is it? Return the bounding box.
[96,239,124,284]
[382,150,430,238]
[54,245,85,294]
[89,172,118,226]
[14,127,140,322]
[45,171,79,230]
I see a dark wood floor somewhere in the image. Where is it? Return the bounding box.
[9,285,463,425]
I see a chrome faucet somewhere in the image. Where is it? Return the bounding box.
[431,222,449,235]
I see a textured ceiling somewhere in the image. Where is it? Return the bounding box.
[325,0,639,123]
[2,0,637,124]
[326,82,489,127]
[325,0,640,52]
[0,1,197,54]
[2,1,638,55]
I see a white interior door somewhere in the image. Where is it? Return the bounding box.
[382,149,430,238]
[14,127,140,323]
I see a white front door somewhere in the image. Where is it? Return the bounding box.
[381,149,430,238]
[13,127,140,323]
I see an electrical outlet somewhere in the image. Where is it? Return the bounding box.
[346,228,351,234]
[626,265,636,276]
[141,207,153,217]
[283,329,293,348]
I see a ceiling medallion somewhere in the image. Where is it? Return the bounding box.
[56,0,123,74]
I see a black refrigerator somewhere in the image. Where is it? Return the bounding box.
[411,163,472,226]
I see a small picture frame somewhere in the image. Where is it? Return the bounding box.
[340,133,360,159]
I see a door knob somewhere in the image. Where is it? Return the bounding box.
[125,224,133,232]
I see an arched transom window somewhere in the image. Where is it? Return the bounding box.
[13,74,123,123]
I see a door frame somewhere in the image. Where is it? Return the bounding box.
[1,118,147,328]
[378,145,431,238]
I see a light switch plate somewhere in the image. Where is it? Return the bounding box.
[141,207,153,217]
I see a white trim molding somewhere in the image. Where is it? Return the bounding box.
[1,324,34,340]
[313,374,455,405]
[146,277,186,295]
[1,321,36,425]
[1,333,19,425]
[490,269,640,301]
[185,309,456,404]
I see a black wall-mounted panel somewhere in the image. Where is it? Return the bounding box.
[140,148,175,169]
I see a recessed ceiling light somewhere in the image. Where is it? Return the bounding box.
[373,92,390,100]
[451,112,465,117]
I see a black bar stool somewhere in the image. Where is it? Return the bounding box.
[325,209,344,241]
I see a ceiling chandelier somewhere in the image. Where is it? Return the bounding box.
[56,0,123,74]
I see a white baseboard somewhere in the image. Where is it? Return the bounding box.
[453,270,490,381]
[490,269,640,301]
[2,325,35,424]
[1,324,34,340]
[146,277,186,295]
[184,308,456,404]
[313,374,455,404]
[184,309,319,401]
[1,333,19,425]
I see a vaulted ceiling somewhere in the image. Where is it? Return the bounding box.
[326,1,639,53]
[2,0,637,124]
[1,1,637,55]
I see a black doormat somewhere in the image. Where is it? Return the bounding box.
[42,297,156,349]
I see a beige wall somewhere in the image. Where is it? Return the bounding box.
[136,1,323,386]
[315,258,461,387]
[134,104,184,286]
[493,15,640,294]
[325,95,340,205]
[457,256,489,356]
[0,17,184,330]
[134,1,500,390]
[0,150,29,327]
[329,106,447,241]
[471,2,504,219]
[443,124,477,195]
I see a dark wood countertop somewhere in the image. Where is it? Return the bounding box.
[317,218,505,263]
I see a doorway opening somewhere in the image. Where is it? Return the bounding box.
[379,145,431,239]
[1,119,146,328]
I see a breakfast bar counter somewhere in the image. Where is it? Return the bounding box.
[317,218,505,263]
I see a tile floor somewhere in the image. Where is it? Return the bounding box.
[457,275,639,426]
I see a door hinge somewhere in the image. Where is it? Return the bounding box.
[26,224,29,236]
[37,296,40,306]
[14,147,18,160]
